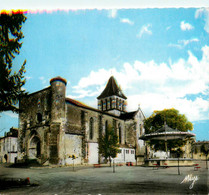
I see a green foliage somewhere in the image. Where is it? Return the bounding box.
[201,144,209,157]
[200,143,209,169]
[144,108,193,133]
[98,124,120,161]
[0,13,27,112]
[144,108,193,151]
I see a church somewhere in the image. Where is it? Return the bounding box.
[18,76,146,165]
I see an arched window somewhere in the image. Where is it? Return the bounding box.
[105,120,108,136]
[118,123,122,144]
[116,98,119,109]
[110,98,112,109]
[101,100,103,111]
[122,101,124,111]
[119,99,122,110]
[37,113,42,123]
[89,117,94,140]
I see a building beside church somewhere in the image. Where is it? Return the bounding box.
[192,141,209,160]
[18,76,146,165]
[0,127,18,163]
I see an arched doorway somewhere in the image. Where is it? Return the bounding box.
[29,136,41,159]
[4,154,8,163]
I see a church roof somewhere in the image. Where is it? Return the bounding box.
[66,98,96,111]
[120,111,138,120]
[97,76,127,99]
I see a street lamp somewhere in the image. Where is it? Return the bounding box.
[113,158,115,173]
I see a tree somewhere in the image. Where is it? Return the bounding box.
[200,143,209,169]
[0,11,27,113]
[144,108,193,152]
[98,124,120,167]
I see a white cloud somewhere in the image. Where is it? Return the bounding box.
[137,24,152,38]
[70,68,116,98]
[26,76,32,80]
[127,95,209,122]
[70,45,209,122]
[180,21,194,31]
[168,43,182,49]
[195,8,209,33]
[120,18,134,25]
[179,38,199,46]
[73,69,112,89]
[39,76,47,85]
[168,38,199,49]
[166,26,171,30]
[108,9,117,18]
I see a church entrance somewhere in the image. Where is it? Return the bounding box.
[88,143,99,164]
[29,136,41,159]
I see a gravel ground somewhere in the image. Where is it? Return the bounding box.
[0,160,208,195]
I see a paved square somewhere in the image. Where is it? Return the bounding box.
[0,161,208,194]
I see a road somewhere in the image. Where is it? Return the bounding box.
[0,161,208,194]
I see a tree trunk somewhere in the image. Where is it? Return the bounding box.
[109,157,112,167]
[206,155,208,169]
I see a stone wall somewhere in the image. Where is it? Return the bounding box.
[62,134,82,165]
[18,87,52,163]
[64,102,137,164]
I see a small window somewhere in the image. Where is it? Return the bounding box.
[131,150,135,154]
[105,99,108,110]
[118,123,122,144]
[126,150,129,154]
[101,100,103,111]
[119,99,122,110]
[116,98,119,109]
[37,113,42,123]
[110,98,112,109]
[122,100,125,111]
[89,117,94,140]
[105,120,108,136]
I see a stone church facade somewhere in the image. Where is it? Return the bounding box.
[18,76,145,165]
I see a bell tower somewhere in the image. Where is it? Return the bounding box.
[97,76,127,116]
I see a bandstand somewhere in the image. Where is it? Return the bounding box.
[140,122,195,167]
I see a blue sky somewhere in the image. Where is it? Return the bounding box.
[0,8,209,141]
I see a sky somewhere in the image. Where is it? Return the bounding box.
[0,6,209,141]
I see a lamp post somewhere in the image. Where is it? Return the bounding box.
[177,150,180,175]
[113,158,115,173]
[69,154,76,172]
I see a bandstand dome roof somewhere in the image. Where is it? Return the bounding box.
[139,123,195,141]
